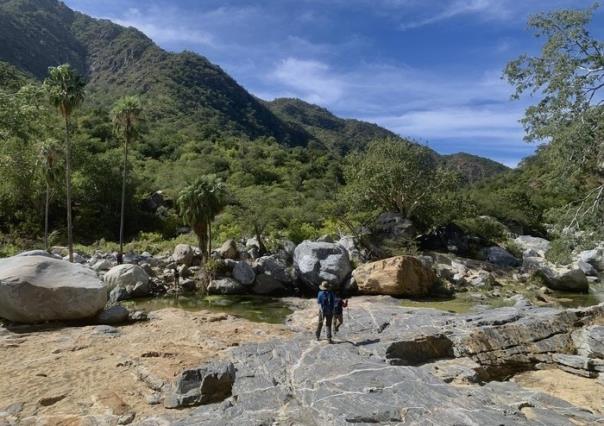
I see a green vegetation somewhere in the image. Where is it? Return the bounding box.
[0,0,601,258]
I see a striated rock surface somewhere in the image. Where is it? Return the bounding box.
[352,256,436,296]
[0,255,107,323]
[174,298,604,425]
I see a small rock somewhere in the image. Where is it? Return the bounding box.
[97,306,130,325]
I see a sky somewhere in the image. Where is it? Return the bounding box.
[63,0,603,167]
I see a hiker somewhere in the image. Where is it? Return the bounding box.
[316,281,335,343]
[116,252,123,265]
[333,293,348,335]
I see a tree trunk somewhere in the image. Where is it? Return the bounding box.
[44,181,50,252]
[119,138,128,258]
[208,222,212,255]
[65,117,73,263]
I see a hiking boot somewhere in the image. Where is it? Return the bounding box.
[328,338,333,344]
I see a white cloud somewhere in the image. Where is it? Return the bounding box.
[399,0,511,30]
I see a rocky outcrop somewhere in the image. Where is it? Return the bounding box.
[252,256,292,295]
[515,235,550,256]
[352,256,436,296]
[232,261,255,285]
[175,299,604,425]
[579,248,604,271]
[293,241,351,291]
[0,255,107,323]
[165,361,236,409]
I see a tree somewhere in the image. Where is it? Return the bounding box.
[44,64,85,262]
[343,138,458,229]
[111,96,143,259]
[177,175,228,261]
[504,5,604,232]
[38,139,62,251]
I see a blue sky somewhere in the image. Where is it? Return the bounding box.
[64,0,603,166]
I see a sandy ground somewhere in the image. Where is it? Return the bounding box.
[513,368,604,415]
[0,309,292,423]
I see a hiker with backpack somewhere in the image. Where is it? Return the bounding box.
[333,292,348,335]
[316,281,335,343]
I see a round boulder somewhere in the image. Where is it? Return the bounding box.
[0,255,107,323]
[208,278,247,295]
[233,261,255,285]
[104,264,150,292]
[217,239,239,260]
[352,256,436,297]
[173,244,194,266]
[293,241,352,290]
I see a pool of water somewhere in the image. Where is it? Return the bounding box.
[123,295,293,324]
[552,282,604,308]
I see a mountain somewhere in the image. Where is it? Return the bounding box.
[265,98,399,154]
[0,0,509,181]
[441,153,510,184]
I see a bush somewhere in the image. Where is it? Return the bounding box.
[545,237,574,265]
[455,216,508,243]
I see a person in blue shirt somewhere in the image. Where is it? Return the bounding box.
[316,281,335,343]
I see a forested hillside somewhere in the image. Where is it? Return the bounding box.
[8,0,598,260]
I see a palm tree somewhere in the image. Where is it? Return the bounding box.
[44,64,85,262]
[39,139,62,251]
[111,96,143,260]
[177,175,228,262]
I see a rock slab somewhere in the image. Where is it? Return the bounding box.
[165,361,236,408]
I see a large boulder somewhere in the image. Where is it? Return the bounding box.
[216,239,239,260]
[352,256,436,296]
[173,244,194,266]
[483,246,520,267]
[0,256,107,323]
[207,278,247,295]
[232,261,255,285]
[579,249,604,271]
[103,264,149,292]
[514,235,550,256]
[293,241,352,290]
[15,250,58,259]
[534,267,589,292]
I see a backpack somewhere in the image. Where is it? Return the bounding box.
[319,290,334,314]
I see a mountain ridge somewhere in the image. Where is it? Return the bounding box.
[0,0,509,181]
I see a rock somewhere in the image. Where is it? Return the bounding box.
[15,250,57,259]
[232,261,255,285]
[573,325,604,358]
[96,306,130,325]
[417,223,471,255]
[143,190,171,212]
[164,361,236,408]
[483,246,520,267]
[579,248,604,271]
[254,256,290,283]
[514,235,550,255]
[534,267,589,292]
[216,240,239,260]
[63,252,86,264]
[352,256,436,296]
[104,264,150,292]
[578,260,598,277]
[245,237,260,249]
[279,239,296,258]
[92,259,112,272]
[131,280,151,298]
[0,255,107,323]
[374,212,416,239]
[109,286,129,304]
[180,279,197,292]
[173,244,194,267]
[129,310,148,322]
[207,278,247,295]
[93,325,120,336]
[252,274,289,295]
[293,241,352,290]
[468,271,497,289]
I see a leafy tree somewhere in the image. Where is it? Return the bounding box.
[177,175,228,261]
[505,4,604,233]
[38,139,62,250]
[343,138,459,230]
[111,96,143,258]
[44,64,85,261]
